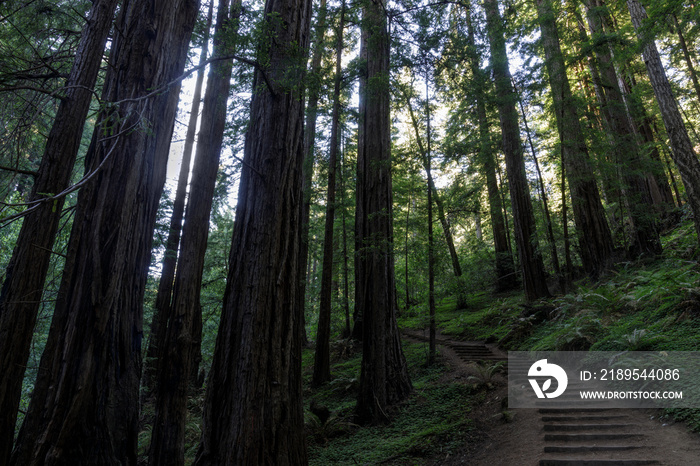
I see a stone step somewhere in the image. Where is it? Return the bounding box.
[544,433,644,442]
[544,446,644,453]
[539,409,616,413]
[544,424,633,432]
[539,460,659,466]
[542,416,629,422]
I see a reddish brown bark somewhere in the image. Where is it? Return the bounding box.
[192,0,312,462]
[10,0,198,464]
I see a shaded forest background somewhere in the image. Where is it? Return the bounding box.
[2,0,700,463]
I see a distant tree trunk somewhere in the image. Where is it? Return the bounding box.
[561,161,573,288]
[586,0,662,257]
[355,0,412,423]
[149,0,239,464]
[484,0,550,301]
[10,1,199,464]
[426,79,436,366]
[515,85,562,284]
[0,0,119,461]
[191,0,312,462]
[402,90,463,292]
[340,141,352,337]
[535,0,614,279]
[672,14,700,103]
[313,0,345,387]
[299,0,329,345]
[627,0,700,244]
[144,0,214,394]
[465,7,516,291]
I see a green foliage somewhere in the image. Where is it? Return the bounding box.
[306,342,476,465]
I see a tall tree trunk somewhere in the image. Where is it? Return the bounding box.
[585,0,662,257]
[672,14,700,104]
[561,161,573,288]
[425,78,436,366]
[465,6,516,291]
[340,138,352,337]
[355,0,412,423]
[535,0,615,279]
[10,1,199,464]
[144,0,214,395]
[149,0,240,464]
[627,0,700,244]
[402,91,463,283]
[483,0,550,301]
[191,0,312,461]
[515,85,562,284]
[313,0,345,387]
[0,1,119,460]
[298,0,329,345]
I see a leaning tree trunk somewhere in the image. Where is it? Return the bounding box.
[483,0,550,301]
[585,0,662,257]
[535,0,615,279]
[313,0,345,387]
[354,0,412,424]
[149,0,240,464]
[464,7,516,291]
[672,14,700,104]
[10,1,199,464]
[516,87,562,284]
[0,1,119,460]
[191,0,312,462]
[144,0,214,395]
[627,0,700,245]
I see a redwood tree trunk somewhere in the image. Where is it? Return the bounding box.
[627,0,700,244]
[149,0,240,464]
[313,0,345,387]
[0,1,119,460]
[585,0,661,257]
[484,0,550,301]
[144,0,214,394]
[298,0,329,345]
[535,0,614,279]
[10,0,199,464]
[191,0,312,461]
[355,0,412,423]
[465,7,516,291]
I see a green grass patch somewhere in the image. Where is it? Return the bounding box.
[305,342,477,465]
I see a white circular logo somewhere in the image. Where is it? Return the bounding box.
[528,359,568,399]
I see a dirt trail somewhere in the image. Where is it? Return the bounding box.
[402,330,700,466]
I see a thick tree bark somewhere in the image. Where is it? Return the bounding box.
[535,0,614,279]
[149,0,240,464]
[144,0,214,394]
[10,1,199,464]
[483,0,550,301]
[298,0,329,345]
[355,0,412,423]
[0,1,119,460]
[313,0,345,387]
[627,0,700,244]
[191,0,312,462]
[585,0,662,257]
[465,7,516,291]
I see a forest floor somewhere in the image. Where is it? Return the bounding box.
[305,219,700,465]
[304,331,700,465]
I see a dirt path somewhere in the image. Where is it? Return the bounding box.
[402,330,700,466]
